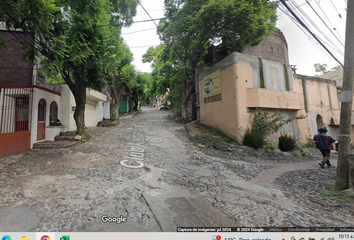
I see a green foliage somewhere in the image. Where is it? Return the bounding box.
[144,0,278,120]
[242,127,267,150]
[46,73,66,84]
[265,143,275,150]
[242,109,306,150]
[49,120,63,126]
[202,127,235,144]
[82,131,93,141]
[252,108,306,135]
[278,134,297,152]
[314,63,328,74]
[0,0,138,134]
[321,182,354,203]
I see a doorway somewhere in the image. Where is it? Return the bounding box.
[37,98,46,140]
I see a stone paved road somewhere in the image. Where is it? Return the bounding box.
[0,106,353,232]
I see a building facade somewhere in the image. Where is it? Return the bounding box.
[197,30,344,146]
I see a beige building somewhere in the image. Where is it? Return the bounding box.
[60,85,108,131]
[197,30,346,146]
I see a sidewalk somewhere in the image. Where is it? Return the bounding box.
[252,158,338,185]
[119,110,139,120]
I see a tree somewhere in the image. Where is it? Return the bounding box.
[0,0,138,134]
[331,65,342,71]
[130,72,147,110]
[98,30,134,119]
[151,0,278,121]
[314,63,328,74]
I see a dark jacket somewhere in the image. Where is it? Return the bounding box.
[313,134,335,150]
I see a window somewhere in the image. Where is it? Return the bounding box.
[50,101,58,122]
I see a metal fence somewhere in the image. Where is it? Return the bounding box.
[0,86,33,134]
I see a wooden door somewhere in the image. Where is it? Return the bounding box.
[37,98,46,140]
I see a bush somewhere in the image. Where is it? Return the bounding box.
[242,128,267,150]
[278,134,297,151]
[49,120,62,126]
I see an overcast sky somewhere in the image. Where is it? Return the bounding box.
[122,0,347,76]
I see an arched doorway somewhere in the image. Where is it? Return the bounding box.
[316,114,324,130]
[37,98,46,140]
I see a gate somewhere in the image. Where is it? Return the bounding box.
[0,86,33,158]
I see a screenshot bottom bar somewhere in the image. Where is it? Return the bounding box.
[1,232,352,240]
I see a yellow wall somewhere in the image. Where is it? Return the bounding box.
[198,52,343,145]
[199,65,240,140]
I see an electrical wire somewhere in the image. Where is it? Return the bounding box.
[314,0,345,43]
[130,45,160,48]
[305,0,344,47]
[287,0,344,56]
[330,0,345,22]
[122,28,156,35]
[280,0,344,67]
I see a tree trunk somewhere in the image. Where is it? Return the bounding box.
[181,82,195,122]
[73,90,86,135]
[109,76,124,120]
[62,68,87,135]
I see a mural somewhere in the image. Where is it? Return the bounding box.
[203,69,221,103]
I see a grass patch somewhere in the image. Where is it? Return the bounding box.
[295,145,310,157]
[320,182,354,203]
[236,153,248,157]
[265,143,275,150]
[301,151,309,157]
[202,127,236,144]
[191,139,204,148]
[82,131,93,141]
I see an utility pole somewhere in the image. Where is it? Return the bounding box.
[336,0,354,190]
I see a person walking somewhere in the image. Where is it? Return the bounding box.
[313,128,336,168]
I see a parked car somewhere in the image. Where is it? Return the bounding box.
[160,105,167,110]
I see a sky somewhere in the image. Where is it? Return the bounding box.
[122,0,347,76]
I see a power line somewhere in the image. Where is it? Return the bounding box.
[314,0,345,43]
[137,2,159,29]
[285,0,344,57]
[137,0,186,66]
[330,0,345,22]
[280,0,344,67]
[130,45,160,48]
[131,18,163,24]
[305,0,344,47]
[122,28,156,35]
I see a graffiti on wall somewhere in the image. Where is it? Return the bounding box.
[203,69,221,103]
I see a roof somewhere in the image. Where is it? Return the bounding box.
[317,69,343,81]
[317,68,343,87]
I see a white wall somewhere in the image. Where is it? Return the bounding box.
[98,102,104,122]
[60,85,76,131]
[85,99,98,127]
[60,85,108,130]
[31,88,61,147]
[103,102,110,119]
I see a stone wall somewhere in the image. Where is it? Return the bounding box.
[243,29,289,66]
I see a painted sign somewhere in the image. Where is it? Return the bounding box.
[203,69,221,103]
[204,94,222,103]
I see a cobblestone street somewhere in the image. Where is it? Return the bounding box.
[0,106,353,232]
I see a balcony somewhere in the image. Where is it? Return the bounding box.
[246,88,303,110]
[86,89,107,102]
